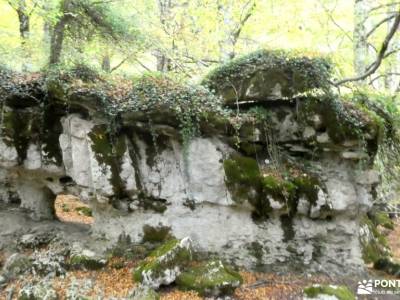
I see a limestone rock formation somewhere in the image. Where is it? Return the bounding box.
[0,51,386,275]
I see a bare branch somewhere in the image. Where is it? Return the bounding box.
[319,1,352,42]
[365,14,396,39]
[368,2,400,14]
[231,0,256,47]
[369,72,400,85]
[334,10,400,86]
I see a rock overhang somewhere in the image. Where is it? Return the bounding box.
[0,51,390,275]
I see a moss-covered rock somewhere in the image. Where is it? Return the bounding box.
[360,215,391,264]
[68,249,107,270]
[176,260,242,297]
[202,49,332,104]
[223,155,262,204]
[128,284,160,300]
[303,285,355,300]
[298,95,380,147]
[133,237,193,289]
[223,154,322,219]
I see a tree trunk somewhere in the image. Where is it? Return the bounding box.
[49,0,72,65]
[155,0,173,72]
[354,0,369,78]
[50,20,67,65]
[218,2,235,62]
[16,0,29,43]
[385,1,400,91]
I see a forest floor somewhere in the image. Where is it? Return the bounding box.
[0,196,399,299]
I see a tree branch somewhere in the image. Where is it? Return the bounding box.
[334,9,400,86]
[365,14,396,39]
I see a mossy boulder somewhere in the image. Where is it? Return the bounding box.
[176,260,243,297]
[129,284,160,300]
[68,249,107,270]
[133,237,193,289]
[202,49,331,105]
[303,285,355,300]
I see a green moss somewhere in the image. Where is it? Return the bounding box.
[133,238,192,283]
[223,155,262,204]
[299,95,380,147]
[75,206,92,217]
[176,260,243,296]
[370,212,394,230]
[360,215,391,264]
[292,175,320,206]
[223,154,323,221]
[304,285,355,300]
[68,254,106,270]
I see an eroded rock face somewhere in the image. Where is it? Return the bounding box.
[0,56,382,275]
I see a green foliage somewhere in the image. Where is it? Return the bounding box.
[303,285,355,300]
[119,74,224,147]
[369,211,395,230]
[347,90,400,206]
[202,49,332,95]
